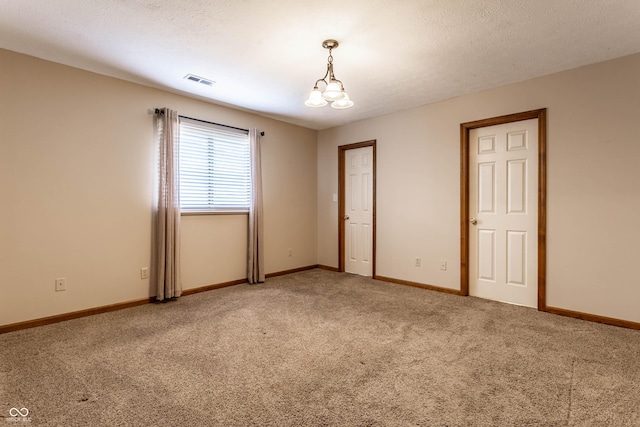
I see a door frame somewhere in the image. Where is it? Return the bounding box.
[460,109,547,310]
[338,140,377,277]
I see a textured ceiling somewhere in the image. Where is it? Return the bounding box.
[1,1,640,130]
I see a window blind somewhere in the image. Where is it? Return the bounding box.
[179,118,251,212]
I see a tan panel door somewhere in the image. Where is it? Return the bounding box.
[344,146,373,276]
[469,119,538,307]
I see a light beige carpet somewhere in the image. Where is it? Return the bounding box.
[1,269,639,426]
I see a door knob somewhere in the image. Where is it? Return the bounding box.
[470,218,477,225]
[344,215,350,220]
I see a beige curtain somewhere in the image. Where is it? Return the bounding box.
[154,108,181,300]
[248,129,265,284]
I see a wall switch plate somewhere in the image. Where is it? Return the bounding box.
[288,248,292,257]
[55,278,66,292]
[415,258,421,267]
[140,268,149,279]
[440,261,447,271]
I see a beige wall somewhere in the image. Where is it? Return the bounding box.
[318,53,640,323]
[0,49,317,326]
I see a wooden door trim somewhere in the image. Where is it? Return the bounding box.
[338,140,377,277]
[460,109,547,310]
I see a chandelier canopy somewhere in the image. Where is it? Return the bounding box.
[305,39,354,109]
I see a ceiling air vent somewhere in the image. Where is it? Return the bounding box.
[183,74,215,87]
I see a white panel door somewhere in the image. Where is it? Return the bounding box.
[345,146,373,276]
[469,119,538,307]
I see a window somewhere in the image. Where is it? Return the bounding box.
[179,118,251,212]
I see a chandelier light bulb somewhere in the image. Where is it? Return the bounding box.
[322,80,345,101]
[330,91,354,109]
[305,87,328,107]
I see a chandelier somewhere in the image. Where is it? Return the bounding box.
[305,39,354,109]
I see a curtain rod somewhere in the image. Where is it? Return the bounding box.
[154,109,264,136]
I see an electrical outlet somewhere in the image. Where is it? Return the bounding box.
[140,268,149,279]
[440,261,447,271]
[55,278,66,292]
[415,258,421,267]
[288,248,293,257]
